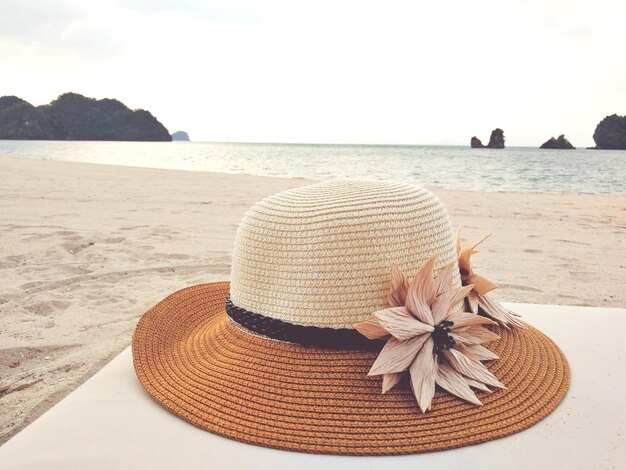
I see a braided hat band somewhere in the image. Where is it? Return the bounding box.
[225,296,384,350]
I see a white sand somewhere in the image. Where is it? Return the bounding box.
[1,156,624,444]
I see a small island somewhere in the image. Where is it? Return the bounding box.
[540,135,575,149]
[0,93,171,141]
[470,136,483,148]
[593,114,626,150]
[470,128,505,148]
[171,131,190,141]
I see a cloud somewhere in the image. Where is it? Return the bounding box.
[119,0,264,21]
[0,1,125,59]
[0,0,85,43]
[0,0,266,60]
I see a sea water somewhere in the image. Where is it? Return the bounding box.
[1,140,624,195]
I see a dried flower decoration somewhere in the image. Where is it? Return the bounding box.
[456,228,524,329]
[355,257,505,413]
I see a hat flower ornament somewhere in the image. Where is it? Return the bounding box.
[355,256,505,412]
[132,180,570,456]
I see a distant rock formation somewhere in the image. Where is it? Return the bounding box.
[540,135,575,149]
[470,136,484,148]
[593,114,626,149]
[487,128,505,148]
[470,129,505,148]
[171,131,190,141]
[0,93,171,141]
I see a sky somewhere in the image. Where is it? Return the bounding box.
[1,0,624,146]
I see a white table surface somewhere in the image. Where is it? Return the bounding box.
[1,303,625,470]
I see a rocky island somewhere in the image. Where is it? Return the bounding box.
[593,114,626,149]
[171,131,190,141]
[470,136,483,148]
[0,93,171,141]
[540,135,575,149]
[470,128,505,148]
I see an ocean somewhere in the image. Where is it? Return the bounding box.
[1,140,625,195]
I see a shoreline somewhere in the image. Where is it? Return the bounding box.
[1,156,625,445]
[1,153,624,197]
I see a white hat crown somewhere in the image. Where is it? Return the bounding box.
[230,179,461,328]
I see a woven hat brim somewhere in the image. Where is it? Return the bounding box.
[132,282,570,456]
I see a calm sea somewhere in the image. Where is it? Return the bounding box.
[1,140,625,195]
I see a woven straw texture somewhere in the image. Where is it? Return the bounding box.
[132,282,570,456]
[230,180,462,328]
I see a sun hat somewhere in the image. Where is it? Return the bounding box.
[132,179,569,455]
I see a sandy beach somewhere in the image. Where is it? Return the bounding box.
[1,155,625,445]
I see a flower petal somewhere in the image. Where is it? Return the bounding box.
[466,290,479,314]
[431,285,474,324]
[405,256,436,325]
[409,337,438,413]
[368,334,429,376]
[355,318,390,340]
[456,343,499,362]
[375,307,434,340]
[388,265,408,307]
[448,311,497,328]
[464,233,491,253]
[435,363,482,405]
[444,348,505,389]
[457,231,490,282]
[452,326,501,345]
[381,372,403,393]
[433,262,455,297]
[467,273,498,295]
[463,376,491,392]
[477,293,525,329]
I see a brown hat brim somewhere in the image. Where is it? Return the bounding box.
[132,282,569,456]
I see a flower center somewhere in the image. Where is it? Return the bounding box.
[432,320,455,362]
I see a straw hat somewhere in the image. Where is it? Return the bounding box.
[132,180,569,455]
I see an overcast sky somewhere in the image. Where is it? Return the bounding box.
[1,0,624,146]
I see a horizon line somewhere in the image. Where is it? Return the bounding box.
[178,139,591,149]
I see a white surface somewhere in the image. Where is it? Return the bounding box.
[1,303,625,470]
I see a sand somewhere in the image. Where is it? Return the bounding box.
[1,156,624,445]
